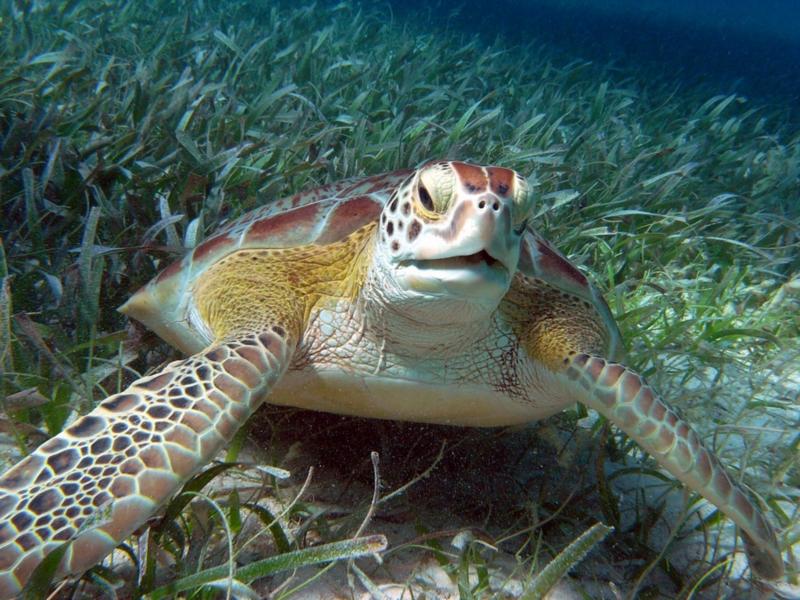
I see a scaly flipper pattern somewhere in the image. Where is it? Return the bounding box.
[0,327,292,598]
[565,353,784,580]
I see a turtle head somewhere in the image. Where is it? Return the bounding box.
[368,161,532,326]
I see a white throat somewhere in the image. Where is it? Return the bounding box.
[360,251,497,356]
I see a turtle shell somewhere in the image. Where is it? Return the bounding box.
[120,169,411,353]
[121,165,621,360]
[519,230,623,361]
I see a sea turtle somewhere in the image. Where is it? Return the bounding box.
[0,160,784,596]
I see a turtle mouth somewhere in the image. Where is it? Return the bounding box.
[409,250,505,272]
[399,250,510,280]
[396,249,511,298]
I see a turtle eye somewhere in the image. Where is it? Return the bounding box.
[416,163,455,215]
[418,184,434,211]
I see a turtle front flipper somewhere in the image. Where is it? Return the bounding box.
[0,327,293,598]
[565,353,784,580]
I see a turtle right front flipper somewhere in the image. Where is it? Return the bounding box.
[0,326,293,598]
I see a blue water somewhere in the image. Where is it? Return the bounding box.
[388,0,800,114]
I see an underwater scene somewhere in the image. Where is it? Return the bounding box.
[0,1,797,598]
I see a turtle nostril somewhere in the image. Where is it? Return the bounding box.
[478,200,486,209]
[491,201,500,211]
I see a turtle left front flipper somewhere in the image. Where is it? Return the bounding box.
[0,215,372,598]
[563,353,784,580]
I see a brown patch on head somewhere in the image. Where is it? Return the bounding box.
[487,166,514,196]
[451,161,488,193]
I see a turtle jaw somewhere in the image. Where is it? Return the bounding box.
[397,249,512,300]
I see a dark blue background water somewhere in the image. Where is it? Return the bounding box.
[387,0,800,115]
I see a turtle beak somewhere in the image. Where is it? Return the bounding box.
[394,194,522,300]
[421,192,521,272]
